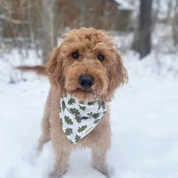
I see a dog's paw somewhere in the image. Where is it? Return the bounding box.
[93,166,111,178]
[48,171,62,178]
[48,169,68,178]
[100,170,111,178]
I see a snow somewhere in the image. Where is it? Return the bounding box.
[115,0,178,19]
[115,0,135,10]
[0,30,178,177]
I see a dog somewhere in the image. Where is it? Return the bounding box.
[17,27,128,178]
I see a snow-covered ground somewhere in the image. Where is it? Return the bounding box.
[0,50,178,178]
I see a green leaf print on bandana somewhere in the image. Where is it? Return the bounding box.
[78,125,87,132]
[93,113,100,119]
[75,135,81,142]
[79,105,86,111]
[68,98,75,105]
[79,101,84,104]
[62,101,65,111]
[75,116,82,123]
[59,93,107,144]
[60,118,63,127]
[64,116,73,125]
[88,102,94,106]
[102,102,106,110]
[94,119,100,124]
[87,112,94,116]
[70,108,80,115]
[65,128,73,136]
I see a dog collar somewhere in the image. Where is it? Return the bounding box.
[59,93,106,144]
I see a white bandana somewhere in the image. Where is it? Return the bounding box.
[59,94,106,144]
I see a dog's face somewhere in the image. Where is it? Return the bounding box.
[47,28,128,102]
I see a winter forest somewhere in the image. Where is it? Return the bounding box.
[0,0,178,178]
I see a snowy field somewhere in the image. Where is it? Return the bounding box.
[0,46,178,178]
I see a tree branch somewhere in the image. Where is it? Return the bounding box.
[0,14,28,24]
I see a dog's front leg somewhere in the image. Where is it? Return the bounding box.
[49,147,71,178]
[91,111,111,178]
[49,120,72,178]
[91,147,110,178]
[48,93,72,178]
[48,90,72,178]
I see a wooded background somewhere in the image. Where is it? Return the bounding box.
[0,0,178,63]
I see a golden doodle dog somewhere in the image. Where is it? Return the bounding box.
[19,27,128,178]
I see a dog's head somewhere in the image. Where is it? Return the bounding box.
[46,28,128,102]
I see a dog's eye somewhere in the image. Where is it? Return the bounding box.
[97,55,104,61]
[72,52,79,59]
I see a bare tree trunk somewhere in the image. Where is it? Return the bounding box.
[172,0,178,46]
[0,20,2,48]
[78,0,89,27]
[152,0,160,31]
[167,0,172,24]
[132,0,153,59]
[42,0,58,64]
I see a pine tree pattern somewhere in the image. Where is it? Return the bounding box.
[94,119,100,124]
[75,135,81,142]
[64,116,73,125]
[70,140,74,144]
[68,98,75,105]
[75,116,81,123]
[79,105,86,111]
[102,102,106,110]
[87,112,94,116]
[65,128,73,135]
[62,101,65,111]
[60,118,63,127]
[88,101,94,106]
[93,113,100,119]
[78,125,87,132]
[70,108,80,115]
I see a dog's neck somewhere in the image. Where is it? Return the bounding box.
[59,93,107,143]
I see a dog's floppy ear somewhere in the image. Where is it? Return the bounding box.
[112,51,128,88]
[105,51,128,101]
[46,47,63,88]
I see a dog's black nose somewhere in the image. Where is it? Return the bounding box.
[79,75,94,89]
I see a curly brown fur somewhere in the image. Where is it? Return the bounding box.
[38,27,128,178]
